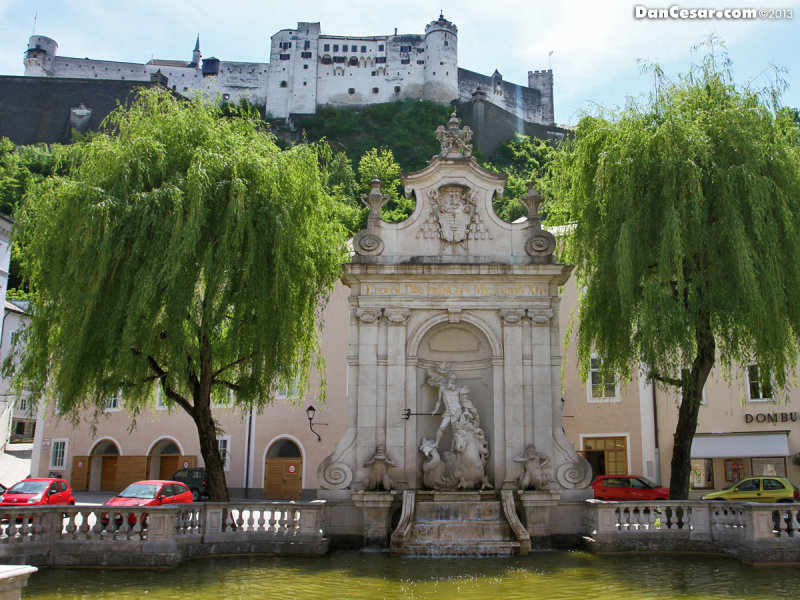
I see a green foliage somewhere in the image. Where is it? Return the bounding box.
[481,134,560,222]
[6,88,348,498]
[357,148,414,222]
[297,99,451,173]
[550,43,800,496]
[317,144,366,233]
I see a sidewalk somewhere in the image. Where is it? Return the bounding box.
[0,441,33,487]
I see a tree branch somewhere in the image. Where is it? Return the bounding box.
[147,355,194,415]
[211,354,254,380]
[210,378,239,392]
[648,369,683,389]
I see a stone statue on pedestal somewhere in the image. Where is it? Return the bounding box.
[514,444,550,490]
[419,366,491,490]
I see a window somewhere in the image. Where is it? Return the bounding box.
[17,397,28,411]
[279,80,288,88]
[279,54,290,61]
[401,58,410,65]
[752,457,786,477]
[333,44,339,52]
[399,45,411,53]
[417,47,424,54]
[321,55,332,65]
[217,436,231,471]
[690,458,714,489]
[50,439,68,470]
[747,364,773,401]
[324,44,330,51]
[351,45,358,52]
[333,56,346,63]
[444,40,449,46]
[394,86,401,94]
[724,458,745,481]
[378,44,384,51]
[376,57,386,64]
[587,357,618,402]
[279,41,291,49]
[104,392,122,412]
[360,45,367,53]
[301,52,312,59]
[349,57,358,66]
[304,41,310,49]
[417,60,425,65]
[372,87,379,94]
[212,389,234,408]
[348,88,355,95]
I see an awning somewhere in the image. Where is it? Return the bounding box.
[690,432,790,458]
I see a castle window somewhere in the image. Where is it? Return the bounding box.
[371,71,377,76]
[400,45,411,53]
[304,41,310,49]
[279,41,292,49]
[361,45,367,53]
[280,80,288,88]
[378,44,384,51]
[321,55,332,65]
[351,45,357,52]
[372,87,379,94]
[280,54,290,60]
[394,86,401,93]
[401,58,410,65]
[376,57,386,64]
[417,48,424,53]
[444,40,449,46]
[348,88,355,94]
[417,60,424,65]
[333,56,346,63]
[349,57,358,66]
[301,52,312,59]
[324,44,330,51]
[304,64,308,69]
[303,81,307,86]
[333,44,339,52]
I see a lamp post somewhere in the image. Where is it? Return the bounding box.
[306,405,326,442]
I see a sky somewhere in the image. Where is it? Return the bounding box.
[0,0,798,125]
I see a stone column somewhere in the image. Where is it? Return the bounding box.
[500,308,526,488]
[385,308,410,488]
[529,300,556,461]
[355,307,382,488]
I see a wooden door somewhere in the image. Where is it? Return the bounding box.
[582,437,628,476]
[71,456,89,491]
[100,456,118,491]
[116,456,148,490]
[159,455,180,479]
[264,458,302,499]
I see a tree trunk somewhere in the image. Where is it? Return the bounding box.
[193,393,230,502]
[669,312,715,499]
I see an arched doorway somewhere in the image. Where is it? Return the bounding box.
[264,439,302,499]
[148,439,181,479]
[89,440,120,491]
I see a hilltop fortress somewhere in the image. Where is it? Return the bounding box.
[23,14,554,125]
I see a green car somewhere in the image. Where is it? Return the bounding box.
[702,476,799,502]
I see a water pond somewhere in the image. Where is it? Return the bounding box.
[24,550,800,600]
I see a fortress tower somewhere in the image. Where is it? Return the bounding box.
[423,13,458,104]
[24,35,58,76]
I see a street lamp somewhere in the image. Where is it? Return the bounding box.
[306,405,326,442]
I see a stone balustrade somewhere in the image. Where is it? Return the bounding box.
[584,499,800,564]
[0,501,328,567]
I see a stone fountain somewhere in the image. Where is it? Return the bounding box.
[317,114,592,555]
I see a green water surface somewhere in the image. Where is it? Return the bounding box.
[23,551,800,600]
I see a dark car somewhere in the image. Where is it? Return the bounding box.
[170,468,209,501]
[591,475,670,501]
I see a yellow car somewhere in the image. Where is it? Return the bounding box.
[702,476,799,503]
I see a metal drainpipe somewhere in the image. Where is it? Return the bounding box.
[652,382,662,485]
[244,408,253,498]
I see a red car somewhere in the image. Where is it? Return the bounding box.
[592,475,670,501]
[0,478,75,507]
[102,480,193,527]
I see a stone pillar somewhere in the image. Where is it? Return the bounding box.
[352,490,398,547]
[385,308,410,488]
[518,490,561,544]
[529,300,556,463]
[355,307,381,489]
[501,308,526,488]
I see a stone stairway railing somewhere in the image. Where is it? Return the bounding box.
[0,501,328,567]
[584,499,800,564]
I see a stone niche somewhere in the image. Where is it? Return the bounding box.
[317,114,591,544]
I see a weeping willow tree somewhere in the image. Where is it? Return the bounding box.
[6,89,348,501]
[550,46,800,498]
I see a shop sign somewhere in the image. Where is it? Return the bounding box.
[745,412,798,424]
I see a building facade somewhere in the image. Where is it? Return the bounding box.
[23,14,554,124]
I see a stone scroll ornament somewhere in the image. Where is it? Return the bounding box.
[353,176,389,256]
[519,181,556,258]
[419,364,492,490]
